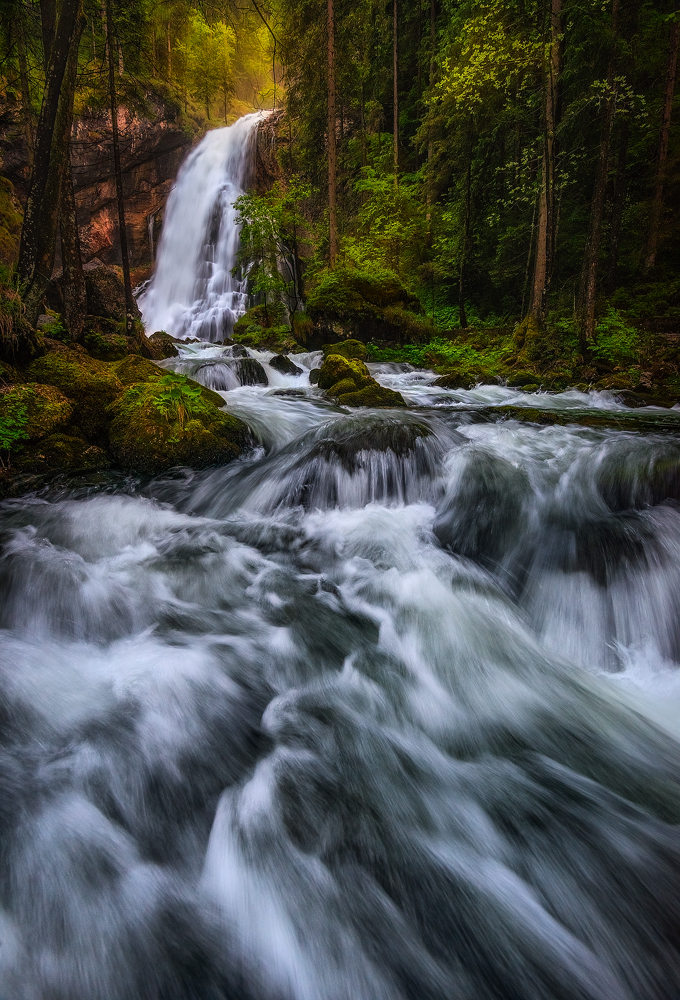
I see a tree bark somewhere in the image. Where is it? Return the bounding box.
[393,0,398,185]
[528,0,562,323]
[39,0,56,63]
[644,20,679,272]
[327,0,338,266]
[18,0,84,327]
[17,13,34,169]
[105,0,135,334]
[605,115,629,293]
[60,156,86,340]
[578,0,620,350]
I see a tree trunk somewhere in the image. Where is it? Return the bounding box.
[17,14,34,169]
[39,0,56,62]
[605,115,629,293]
[393,0,398,186]
[60,158,86,340]
[327,0,338,266]
[528,0,562,324]
[18,0,85,327]
[578,0,620,351]
[459,149,471,329]
[167,22,171,79]
[105,0,135,335]
[644,20,679,272]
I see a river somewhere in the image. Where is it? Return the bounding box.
[2,119,680,999]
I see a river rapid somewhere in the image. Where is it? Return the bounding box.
[3,343,680,999]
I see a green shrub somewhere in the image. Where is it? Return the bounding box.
[0,389,29,467]
[592,308,641,365]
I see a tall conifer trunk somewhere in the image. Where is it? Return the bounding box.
[105,0,135,334]
[578,0,620,351]
[327,0,338,266]
[528,0,562,324]
[18,0,84,327]
[393,0,398,185]
[645,20,679,273]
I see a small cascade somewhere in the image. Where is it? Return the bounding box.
[139,112,265,341]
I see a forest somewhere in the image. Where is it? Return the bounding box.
[0,0,679,445]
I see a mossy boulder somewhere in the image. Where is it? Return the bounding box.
[307,267,426,344]
[317,354,373,392]
[317,353,405,407]
[0,383,73,441]
[85,265,142,322]
[113,354,163,386]
[14,433,110,474]
[107,373,248,474]
[146,331,180,359]
[322,339,367,360]
[433,370,476,390]
[26,350,124,438]
[336,384,407,408]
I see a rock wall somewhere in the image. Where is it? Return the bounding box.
[0,91,193,275]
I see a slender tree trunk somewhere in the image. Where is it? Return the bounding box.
[167,22,171,79]
[458,155,471,329]
[151,25,156,77]
[578,0,620,350]
[39,0,55,62]
[105,0,135,335]
[605,115,629,293]
[426,0,436,210]
[327,0,338,266]
[528,0,562,323]
[17,15,34,169]
[645,20,679,272]
[60,159,86,339]
[393,0,398,186]
[18,0,85,327]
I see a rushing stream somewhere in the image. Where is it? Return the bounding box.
[4,119,680,999]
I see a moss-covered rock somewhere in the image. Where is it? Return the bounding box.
[317,354,373,391]
[14,433,110,474]
[146,331,180,359]
[328,377,359,396]
[113,354,163,386]
[107,373,248,474]
[0,383,73,441]
[85,265,142,322]
[336,384,407,408]
[25,350,124,438]
[433,370,476,390]
[321,339,368,360]
[83,325,129,361]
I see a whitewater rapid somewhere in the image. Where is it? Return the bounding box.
[3,345,680,998]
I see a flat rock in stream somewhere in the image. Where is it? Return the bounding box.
[269,354,303,376]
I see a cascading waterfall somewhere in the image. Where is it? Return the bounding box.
[5,122,680,999]
[138,112,265,341]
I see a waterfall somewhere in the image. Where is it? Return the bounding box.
[138,112,265,341]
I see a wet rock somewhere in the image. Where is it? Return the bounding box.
[147,331,180,359]
[595,439,680,512]
[194,362,240,392]
[25,350,124,439]
[336,384,406,408]
[321,339,367,361]
[269,354,303,376]
[233,357,268,386]
[433,450,530,568]
[433,371,476,390]
[84,265,142,322]
[231,344,249,358]
[317,354,373,392]
[108,374,248,474]
[306,412,434,471]
[14,433,110,474]
[309,368,321,385]
[0,383,73,442]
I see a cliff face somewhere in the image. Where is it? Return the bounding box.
[0,92,193,274]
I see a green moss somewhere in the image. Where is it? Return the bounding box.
[84,328,129,361]
[15,434,110,474]
[26,350,124,438]
[113,354,163,386]
[336,384,406,408]
[308,266,420,317]
[108,374,248,474]
[328,377,358,396]
[317,354,372,391]
[322,339,367,360]
[0,177,22,267]
[0,383,73,441]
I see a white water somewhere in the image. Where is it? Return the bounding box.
[5,126,680,998]
[139,113,265,341]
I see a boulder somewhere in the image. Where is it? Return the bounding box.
[15,434,110,474]
[269,354,303,376]
[317,353,406,408]
[336,384,407,408]
[84,265,142,322]
[321,339,367,361]
[0,383,72,441]
[147,331,180,358]
[317,354,373,392]
[25,350,124,439]
[108,373,248,474]
[232,357,268,386]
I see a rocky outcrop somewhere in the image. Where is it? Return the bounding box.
[255,109,285,193]
[1,90,193,272]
